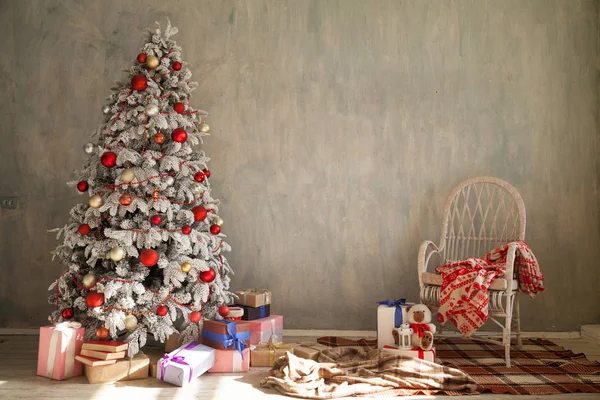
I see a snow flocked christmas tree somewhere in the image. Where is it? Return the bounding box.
[48,21,234,356]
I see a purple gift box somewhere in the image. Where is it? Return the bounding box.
[157,341,215,386]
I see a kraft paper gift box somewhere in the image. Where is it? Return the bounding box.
[234,288,271,308]
[250,342,296,367]
[208,348,250,373]
[235,304,271,321]
[293,343,330,361]
[202,320,251,350]
[376,299,413,349]
[237,315,283,345]
[84,352,149,383]
[157,342,215,386]
[165,332,181,353]
[37,322,85,380]
[382,345,436,362]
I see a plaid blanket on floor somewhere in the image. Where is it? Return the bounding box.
[260,348,476,398]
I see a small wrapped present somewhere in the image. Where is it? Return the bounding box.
[235,304,271,320]
[37,322,84,380]
[293,343,330,361]
[83,352,149,383]
[237,315,283,345]
[234,288,271,308]
[208,348,250,372]
[383,345,436,362]
[158,342,215,386]
[165,332,181,353]
[377,298,413,349]
[250,342,295,367]
[224,306,244,321]
[202,320,250,351]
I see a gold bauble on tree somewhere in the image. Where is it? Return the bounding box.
[121,168,135,183]
[120,194,133,206]
[145,55,160,69]
[199,122,210,133]
[88,194,104,208]
[109,247,125,262]
[181,262,192,273]
[213,216,224,227]
[124,314,138,330]
[82,273,97,288]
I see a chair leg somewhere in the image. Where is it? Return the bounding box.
[514,292,523,350]
[503,292,514,368]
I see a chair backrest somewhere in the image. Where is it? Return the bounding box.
[439,177,526,262]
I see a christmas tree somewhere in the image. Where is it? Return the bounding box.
[48,21,234,356]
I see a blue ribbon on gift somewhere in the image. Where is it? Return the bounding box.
[377,298,409,328]
[259,305,267,319]
[202,320,249,358]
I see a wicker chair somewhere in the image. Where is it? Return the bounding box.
[418,176,526,367]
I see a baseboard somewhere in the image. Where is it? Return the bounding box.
[284,329,377,337]
[581,325,600,342]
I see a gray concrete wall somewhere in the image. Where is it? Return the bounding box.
[0,0,598,331]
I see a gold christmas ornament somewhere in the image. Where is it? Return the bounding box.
[190,182,203,195]
[88,194,104,208]
[199,122,210,133]
[124,314,138,330]
[109,247,125,262]
[181,262,192,273]
[213,216,224,227]
[121,168,135,183]
[145,55,160,69]
[102,105,111,114]
[82,273,97,288]
[119,194,133,206]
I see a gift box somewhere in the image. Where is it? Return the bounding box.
[250,342,295,367]
[202,320,251,351]
[377,299,413,349]
[235,304,271,320]
[146,349,164,378]
[37,322,85,380]
[83,352,149,383]
[224,306,244,321]
[293,342,329,361]
[234,288,271,308]
[238,315,283,345]
[165,332,181,353]
[382,345,436,362]
[157,342,215,386]
[208,348,250,372]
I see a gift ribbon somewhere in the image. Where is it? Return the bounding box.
[45,321,82,379]
[202,321,248,358]
[159,342,199,383]
[377,298,409,328]
[259,318,280,343]
[232,349,243,371]
[259,305,267,318]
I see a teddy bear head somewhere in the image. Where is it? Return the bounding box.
[406,304,432,324]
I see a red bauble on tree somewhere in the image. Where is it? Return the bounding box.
[189,310,201,323]
[150,215,162,225]
[172,61,182,71]
[173,102,185,114]
[131,74,148,91]
[192,206,207,222]
[218,304,230,318]
[78,224,91,235]
[101,151,117,168]
[77,181,89,192]
[96,327,109,339]
[140,249,159,267]
[181,225,192,235]
[156,305,168,317]
[210,224,221,235]
[203,169,211,178]
[137,53,147,63]
[86,291,104,307]
[62,307,74,319]
[199,269,216,283]
[171,128,187,143]
[194,171,205,182]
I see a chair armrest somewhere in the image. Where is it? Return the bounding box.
[417,240,444,289]
[504,242,519,294]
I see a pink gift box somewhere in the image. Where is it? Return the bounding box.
[208,348,250,373]
[37,322,84,380]
[237,315,283,345]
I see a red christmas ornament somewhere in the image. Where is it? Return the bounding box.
[86,291,105,307]
[101,151,117,168]
[137,53,147,63]
[151,215,162,225]
[189,310,201,323]
[210,224,221,235]
[156,305,168,317]
[203,169,211,178]
[172,61,182,71]
[192,206,207,222]
[153,132,166,144]
[218,304,230,318]
[131,74,148,91]
[140,249,159,267]
[96,327,109,339]
[78,224,91,235]
[173,102,185,114]
[181,225,192,235]
[199,269,216,283]
[77,181,89,192]
[194,171,205,182]
[61,307,74,319]
[119,194,133,206]
[171,128,187,143]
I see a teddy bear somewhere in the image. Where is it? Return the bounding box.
[406,304,436,351]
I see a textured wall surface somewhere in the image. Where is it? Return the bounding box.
[0,0,599,331]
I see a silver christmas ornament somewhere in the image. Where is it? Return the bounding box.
[102,105,111,114]
[145,104,159,116]
[191,182,203,194]
[83,143,94,154]
[165,176,175,186]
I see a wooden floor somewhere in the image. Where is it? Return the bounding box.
[2,334,600,400]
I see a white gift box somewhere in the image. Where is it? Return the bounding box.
[376,300,413,349]
[382,345,436,362]
[157,342,215,386]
